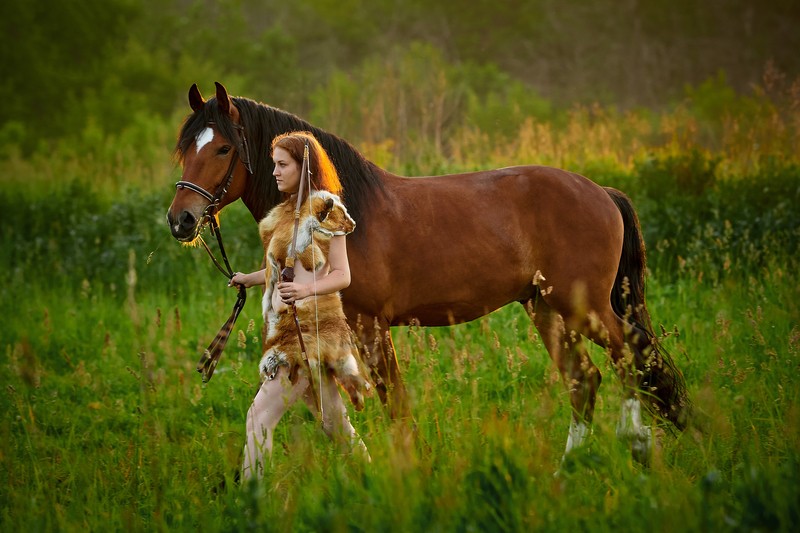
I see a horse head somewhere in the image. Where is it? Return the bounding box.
[167,82,252,242]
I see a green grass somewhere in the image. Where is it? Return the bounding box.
[2,202,798,531]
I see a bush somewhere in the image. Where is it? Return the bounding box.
[635,148,719,199]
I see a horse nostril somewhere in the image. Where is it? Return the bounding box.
[178,210,196,229]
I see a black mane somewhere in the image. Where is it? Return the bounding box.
[175,96,385,224]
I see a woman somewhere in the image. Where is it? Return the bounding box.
[230,131,370,480]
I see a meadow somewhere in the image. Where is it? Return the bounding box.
[2,84,799,532]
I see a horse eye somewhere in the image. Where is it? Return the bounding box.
[218,145,232,155]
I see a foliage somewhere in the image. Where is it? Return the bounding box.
[3,0,799,156]
[628,154,800,283]
[636,148,720,198]
[1,0,139,144]
[1,194,798,529]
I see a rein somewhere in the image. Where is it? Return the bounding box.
[176,121,252,382]
[194,216,247,382]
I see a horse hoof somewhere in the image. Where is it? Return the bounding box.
[619,426,652,465]
[630,434,652,465]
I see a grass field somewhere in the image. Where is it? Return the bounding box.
[1,117,799,531]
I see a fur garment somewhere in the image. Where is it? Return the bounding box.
[258,190,369,409]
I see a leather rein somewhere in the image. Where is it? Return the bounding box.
[176,121,252,382]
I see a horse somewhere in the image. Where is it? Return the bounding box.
[167,82,691,461]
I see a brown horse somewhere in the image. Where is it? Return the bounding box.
[167,82,691,460]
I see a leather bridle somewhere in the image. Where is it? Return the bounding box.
[175,121,253,223]
[176,120,253,382]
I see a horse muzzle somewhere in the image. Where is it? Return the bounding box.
[167,208,203,242]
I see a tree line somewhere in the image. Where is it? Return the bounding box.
[2,0,797,154]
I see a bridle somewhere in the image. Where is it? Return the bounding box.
[177,120,253,382]
[175,121,253,222]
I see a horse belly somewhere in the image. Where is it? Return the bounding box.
[388,244,536,326]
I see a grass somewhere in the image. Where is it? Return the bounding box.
[2,227,798,530]
[1,89,799,530]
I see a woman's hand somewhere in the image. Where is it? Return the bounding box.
[276,281,308,304]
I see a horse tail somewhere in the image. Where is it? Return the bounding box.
[605,188,649,331]
[604,187,691,430]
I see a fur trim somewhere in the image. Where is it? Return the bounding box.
[259,191,355,316]
[259,349,289,381]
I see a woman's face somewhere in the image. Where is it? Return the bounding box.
[272,146,301,194]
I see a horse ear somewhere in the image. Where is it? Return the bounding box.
[215,81,232,117]
[188,84,205,112]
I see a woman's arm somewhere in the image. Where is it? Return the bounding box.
[229,269,267,288]
[277,235,350,303]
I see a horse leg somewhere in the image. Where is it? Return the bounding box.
[241,367,307,480]
[616,395,652,464]
[352,315,412,421]
[584,308,654,463]
[528,299,602,461]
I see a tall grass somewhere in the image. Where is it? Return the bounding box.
[1,76,799,530]
[2,250,798,530]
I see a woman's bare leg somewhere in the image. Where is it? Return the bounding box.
[241,367,308,480]
[310,370,371,461]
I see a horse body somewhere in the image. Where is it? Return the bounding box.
[349,166,622,328]
[168,83,690,463]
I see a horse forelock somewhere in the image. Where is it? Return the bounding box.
[175,98,233,161]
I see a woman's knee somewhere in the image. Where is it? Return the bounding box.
[245,403,259,433]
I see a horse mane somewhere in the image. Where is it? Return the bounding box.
[174,95,385,224]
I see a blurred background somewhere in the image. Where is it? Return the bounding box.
[2,0,798,288]
[2,0,799,171]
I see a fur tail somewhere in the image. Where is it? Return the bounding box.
[605,187,692,430]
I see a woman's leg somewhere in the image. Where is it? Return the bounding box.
[241,366,308,480]
[311,370,371,461]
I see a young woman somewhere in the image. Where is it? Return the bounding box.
[230,131,370,480]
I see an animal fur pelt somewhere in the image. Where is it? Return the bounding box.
[258,190,370,409]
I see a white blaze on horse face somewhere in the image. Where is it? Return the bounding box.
[195,127,214,153]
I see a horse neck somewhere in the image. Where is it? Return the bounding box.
[241,180,273,222]
[236,99,394,223]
